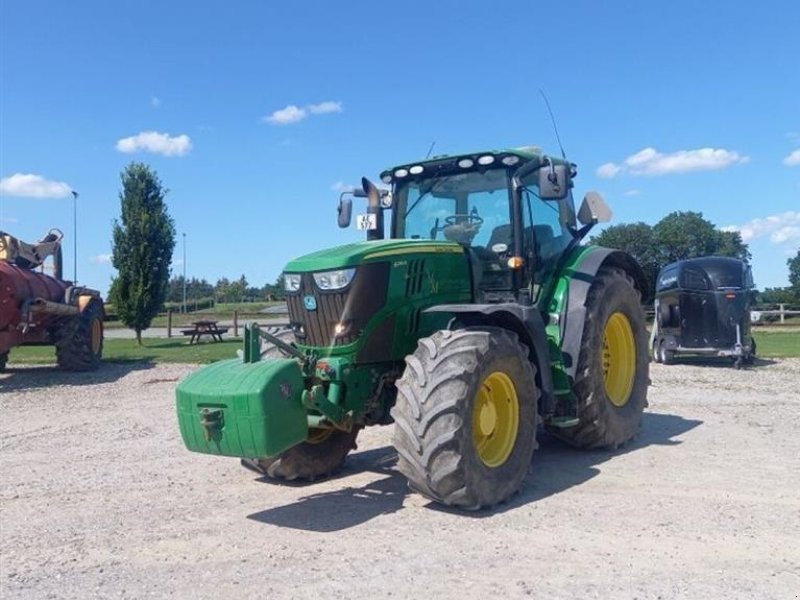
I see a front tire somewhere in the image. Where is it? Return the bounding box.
[548,267,649,449]
[241,327,360,481]
[55,297,103,371]
[391,327,538,510]
[245,427,360,481]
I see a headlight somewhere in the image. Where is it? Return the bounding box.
[283,273,302,292]
[313,268,356,290]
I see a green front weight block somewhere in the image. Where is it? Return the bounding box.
[176,358,308,459]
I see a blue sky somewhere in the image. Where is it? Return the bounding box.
[1,0,798,296]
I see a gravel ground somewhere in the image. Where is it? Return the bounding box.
[1,358,799,599]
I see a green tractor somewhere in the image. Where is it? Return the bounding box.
[176,146,649,510]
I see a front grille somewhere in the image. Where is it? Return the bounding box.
[286,262,390,347]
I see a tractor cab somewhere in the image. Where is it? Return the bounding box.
[339,146,612,305]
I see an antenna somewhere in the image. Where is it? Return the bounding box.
[425,141,436,159]
[539,89,566,160]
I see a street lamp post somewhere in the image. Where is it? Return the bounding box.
[182,233,187,314]
[71,191,79,282]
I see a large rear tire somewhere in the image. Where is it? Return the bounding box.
[55,297,103,371]
[547,267,649,449]
[391,327,538,510]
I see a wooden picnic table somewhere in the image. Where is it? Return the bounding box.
[181,320,229,344]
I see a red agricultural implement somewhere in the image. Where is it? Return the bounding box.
[0,229,104,371]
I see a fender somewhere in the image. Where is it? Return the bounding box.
[424,303,556,415]
[559,246,646,379]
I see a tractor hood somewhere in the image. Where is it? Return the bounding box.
[284,239,464,272]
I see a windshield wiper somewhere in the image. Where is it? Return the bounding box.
[405,179,445,218]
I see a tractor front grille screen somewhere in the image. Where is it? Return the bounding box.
[286,262,389,347]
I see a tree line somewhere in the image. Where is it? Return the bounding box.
[591,210,799,304]
[165,274,286,305]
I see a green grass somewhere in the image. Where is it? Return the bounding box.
[9,329,797,367]
[8,338,244,366]
[752,331,800,358]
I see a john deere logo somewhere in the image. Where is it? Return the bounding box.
[304,295,317,311]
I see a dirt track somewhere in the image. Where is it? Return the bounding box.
[2,358,799,599]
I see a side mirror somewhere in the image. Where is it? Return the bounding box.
[577,192,612,225]
[538,163,570,199]
[337,197,352,228]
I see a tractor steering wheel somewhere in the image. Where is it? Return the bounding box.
[438,213,484,245]
[444,214,484,227]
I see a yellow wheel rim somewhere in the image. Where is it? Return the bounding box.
[306,428,333,445]
[472,371,519,467]
[602,312,636,407]
[90,319,102,354]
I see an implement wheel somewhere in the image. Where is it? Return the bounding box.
[547,267,649,449]
[244,427,360,481]
[0,351,7,372]
[392,327,538,510]
[55,297,104,371]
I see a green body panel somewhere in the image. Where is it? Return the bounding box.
[293,240,471,364]
[176,358,308,458]
[285,239,464,271]
[541,244,606,399]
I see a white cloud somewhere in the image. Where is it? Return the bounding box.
[308,101,342,115]
[0,215,19,225]
[596,162,621,179]
[623,189,641,197]
[0,173,72,198]
[772,226,800,244]
[115,131,192,156]
[783,149,800,167]
[151,96,161,108]
[262,100,343,125]
[264,105,307,125]
[723,211,800,245]
[597,146,748,178]
[628,147,748,175]
[331,181,355,193]
[90,254,113,264]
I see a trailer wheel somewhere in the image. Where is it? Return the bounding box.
[242,427,360,481]
[0,352,7,372]
[547,267,649,449]
[659,340,675,365]
[652,340,662,363]
[391,327,538,510]
[743,337,756,365]
[55,297,103,371]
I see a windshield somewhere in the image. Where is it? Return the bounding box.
[394,169,512,247]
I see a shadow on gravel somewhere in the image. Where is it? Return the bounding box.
[247,412,702,530]
[659,356,778,369]
[247,446,404,532]
[0,360,156,392]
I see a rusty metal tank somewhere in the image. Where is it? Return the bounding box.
[1,230,103,371]
[0,261,74,353]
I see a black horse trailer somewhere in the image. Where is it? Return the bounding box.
[652,257,756,368]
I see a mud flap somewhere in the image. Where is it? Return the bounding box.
[176,358,308,458]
